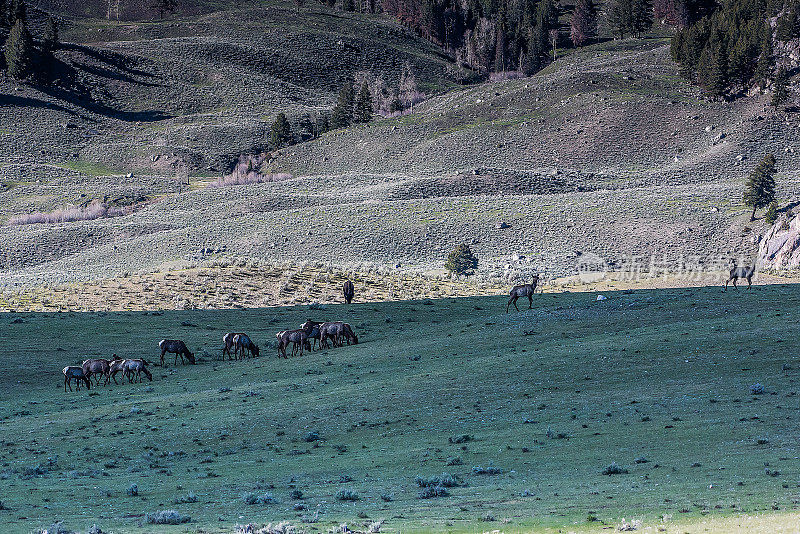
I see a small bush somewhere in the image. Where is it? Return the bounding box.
[472,464,503,475]
[602,463,628,475]
[32,522,74,534]
[480,512,496,521]
[445,456,463,466]
[750,383,765,395]
[20,464,48,479]
[303,431,321,442]
[417,485,450,499]
[448,434,472,444]
[415,473,461,488]
[335,489,359,501]
[126,483,138,496]
[174,491,197,504]
[290,489,304,500]
[235,523,298,534]
[242,492,276,505]
[379,493,393,502]
[765,201,779,225]
[8,201,129,226]
[145,510,191,524]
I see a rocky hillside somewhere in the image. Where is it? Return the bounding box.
[1,3,799,298]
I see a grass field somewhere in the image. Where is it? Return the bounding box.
[0,285,799,533]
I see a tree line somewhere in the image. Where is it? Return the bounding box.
[671,0,799,101]
[1,0,59,81]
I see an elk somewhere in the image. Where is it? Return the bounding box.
[725,262,756,290]
[82,358,111,386]
[506,274,540,313]
[300,319,322,350]
[222,332,245,360]
[319,322,359,348]
[159,339,196,366]
[233,333,259,359]
[108,356,126,384]
[278,329,311,358]
[63,366,91,392]
[343,280,355,304]
[122,359,153,383]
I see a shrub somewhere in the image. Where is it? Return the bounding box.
[472,464,503,475]
[126,483,138,496]
[338,474,353,483]
[417,485,449,498]
[379,493,393,502]
[303,431,321,442]
[7,201,129,226]
[750,383,765,395]
[445,456,463,466]
[208,171,292,188]
[290,489,303,500]
[145,510,191,524]
[32,522,74,534]
[415,473,461,488]
[765,201,779,225]
[445,244,478,276]
[174,491,197,504]
[241,492,275,505]
[602,462,628,475]
[335,489,359,501]
[448,434,472,444]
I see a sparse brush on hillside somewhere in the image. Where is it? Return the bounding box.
[7,201,129,225]
[210,154,292,188]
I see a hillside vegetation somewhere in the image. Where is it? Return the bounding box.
[1,287,799,532]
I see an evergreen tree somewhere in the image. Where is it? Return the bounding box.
[269,112,292,148]
[764,200,779,225]
[776,4,800,41]
[42,16,58,54]
[698,39,727,98]
[343,0,355,11]
[608,0,633,38]
[444,244,478,276]
[354,81,373,123]
[570,0,597,47]
[330,82,354,129]
[754,24,773,90]
[631,0,653,36]
[151,0,178,19]
[0,0,7,31]
[4,18,32,80]
[771,66,789,107]
[389,87,403,112]
[743,154,777,221]
[11,0,24,23]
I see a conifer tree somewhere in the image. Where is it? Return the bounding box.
[570,0,597,47]
[43,16,58,54]
[771,67,789,107]
[743,154,777,221]
[269,112,292,148]
[631,0,653,36]
[754,24,773,90]
[330,82,354,129]
[0,0,8,31]
[11,0,24,23]
[354,81,373,123]
[4,18,32,80]
[608,0,633,38]
[445,244,478,276]
[764,200,779,225]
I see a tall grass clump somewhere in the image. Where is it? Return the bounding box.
[8,201,129,226]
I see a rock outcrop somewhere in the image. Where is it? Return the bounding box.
[758,213,800,271]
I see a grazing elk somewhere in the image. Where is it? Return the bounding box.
[82,358,111,386]
[300,319,322,350]
[63,366,91,392]
[506,274,540,313]
[159,339,196,366]
[222,332,245,360]
[343,280,355,304]
[233,333,259,359]
[319,322,359,349]
[122,359,153,383]
[278,329,311,358]
[725,262,756,290]
[108,356,127,384]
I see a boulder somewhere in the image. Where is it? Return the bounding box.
[757,213,800,271]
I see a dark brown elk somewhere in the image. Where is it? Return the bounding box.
[319,322,359,348]
[278,329,311,358]
[506,274,540,313]
[159,339,196,366]
[222,332,245,360]
[300,319,322,350]
[725,262,755,290]
[122,359,153,383]
[233,333,259,359]
[343,280,355,304]
[82,358,111,386]
[63,366,91,392]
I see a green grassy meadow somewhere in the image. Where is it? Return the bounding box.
[0,285,799,532]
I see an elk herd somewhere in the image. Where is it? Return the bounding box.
[60,280,360,393]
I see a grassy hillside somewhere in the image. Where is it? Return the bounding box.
[0,287,799,532]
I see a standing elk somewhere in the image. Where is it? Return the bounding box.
[725,262,756,290]
[319,322,359,348]
[159,339,196,366]
[343,280,355,304]
[63,366,91,392]
[233,333,259,359]
[278,329,311,358]
[506,274,540,313]
[300,319,322,350]
[82,358,112,386]
[222,332,245,360]
[122,359,153,383]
